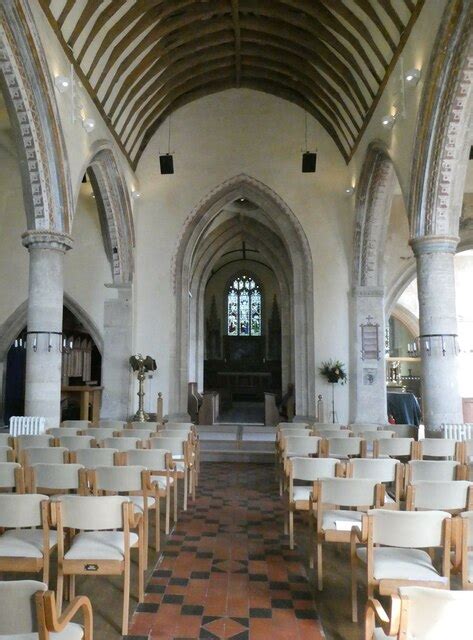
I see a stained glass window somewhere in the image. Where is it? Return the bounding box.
[227,275,262,336]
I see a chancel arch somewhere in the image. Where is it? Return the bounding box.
[171,174,315,421]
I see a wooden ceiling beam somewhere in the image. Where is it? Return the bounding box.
[231,0,242,86]
[352,0,398,50]
[57,0,76,27]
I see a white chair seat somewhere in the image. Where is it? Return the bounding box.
[129,495,156,511]
[292,486,312,501]
[356,547,448,583]
[151,475,174,488]
[321,510,363,532]
[0,530,58,558]
[0,624,84,639]
[64,531,139,561]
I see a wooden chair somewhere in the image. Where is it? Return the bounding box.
[47,427,82,437]
[406,460,467,485]
[278,435,322,495]
[323,436,363,459]
[346,458,403,508]
[98,420,126,429]
[56,435,95,452]
[351,509,452,622]
[0,445,14,462]
[124,448,173,534]
[360,431,395,457]
[374,437,418,460]
[0,433,13,448]
[460,511,473,590]
[310,478,384,592]
[100,436,141,451]
[79,427,118,440]
[365,586,473,640]
[61,420,92,430]
[285,456,340,549]
[129,421,159,430]
[15,435,54,458]
[26,463,87,496]
[0,493,54,585]
[71,447,120,468]
[406,480,473,514]
[350,424,383,435]
[115,428,153,441]
[318,430,353,439]
[0,579,92,639]
[53,494,144,635]
[0,461,25,493]
[418,438,463,461]
[21,447,69,466]
[149,435,195,510]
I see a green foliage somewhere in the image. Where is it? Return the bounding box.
[319,359,347,384]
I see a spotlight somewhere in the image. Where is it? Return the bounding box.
[381,114,396,130]
[132,190,141,199]
[54,75,70,93]
[405,68,421,87]
[302,151,317,173]
[82,117,95,133]
[345,186,355,196]
[159,153,174,174]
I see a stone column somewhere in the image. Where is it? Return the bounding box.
[411,236,463,433]
[350,286,387,425]
[100,283,133,420]
[22,230,73,428]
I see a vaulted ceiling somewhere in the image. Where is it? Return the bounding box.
[40,0,424,168]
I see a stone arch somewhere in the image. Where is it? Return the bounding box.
[171,173,315,419]
[409,0,473,238]
[84,145,135,284]
[0,0,72,233]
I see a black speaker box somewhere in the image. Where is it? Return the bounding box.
[159,154,174,174]
[302,152,317,173]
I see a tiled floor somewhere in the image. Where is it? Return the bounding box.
[126,463,326,640]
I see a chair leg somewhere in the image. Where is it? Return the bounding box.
[183,470,188,511]
[143,512,149,570]
[122,557,130,636]
[192,469,196,501]
[138,539,145,603]
[308,514,314,570]
[69,575,75,600]
[155,498,161,552]
[174,479,178,522]
[289,510,294,550]
[316,542,323,591]
[351,549,358,623]
[42,554,50,589]
[283,508,288,535]
[165,488,170,535]
[56,569,64,615]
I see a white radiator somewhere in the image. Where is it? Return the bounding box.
[441,423,473,440]
[9,416,46,436]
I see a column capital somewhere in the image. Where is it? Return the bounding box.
[351,285,385,298]
[409,235,459,256]
[22,230,73,253]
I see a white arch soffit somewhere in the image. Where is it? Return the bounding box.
[352,140,400,289]
[0,293,103,362]
[391,303,419,338]
[172,174,315,418]
[409,0,473,238]
[0,0,72,233]
[85,145,135,285]
[385,262,418,317]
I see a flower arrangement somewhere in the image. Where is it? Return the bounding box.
[319,359,347,384]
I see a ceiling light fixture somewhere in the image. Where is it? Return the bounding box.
[405,68,421,87]
[54,75,70,93]
[82,117,95,133]
[345,187,355,196]
[381,114,396,130]
[132,190,141,199]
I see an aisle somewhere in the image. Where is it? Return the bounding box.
[126,463,325,640]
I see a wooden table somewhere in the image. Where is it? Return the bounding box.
[61,386,103,424]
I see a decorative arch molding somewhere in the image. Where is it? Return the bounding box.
[0,0,72,232]
[86,146,135,284]
[352,140,399,288]
[409,0,473,238]
[171,173,315,419]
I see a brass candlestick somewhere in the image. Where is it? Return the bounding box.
[129,354,157,422]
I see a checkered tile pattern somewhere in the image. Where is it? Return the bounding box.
[125,463,325,639]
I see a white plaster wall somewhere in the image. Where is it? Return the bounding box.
[384,194,415,295]
[134,89,351,421]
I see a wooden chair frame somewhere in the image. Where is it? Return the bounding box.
[461,514,473,590]
[345,459,404,508]
[0,461,25,492]
[35,589,93,640]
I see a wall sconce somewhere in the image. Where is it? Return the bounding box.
[345,186,355,196]
[381,114,396,129]
[405,68,421,87]
[82,117,95,133]
[132,190,141,199]
[54,75,70,93]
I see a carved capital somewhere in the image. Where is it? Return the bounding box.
[21,230,73,253]
[410,234,459,256]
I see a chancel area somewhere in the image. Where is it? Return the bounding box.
[1,1,473,639]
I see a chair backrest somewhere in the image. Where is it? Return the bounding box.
[102,436,141,451]
[91,465,146,493]
[0,580,47,634]
[419,438,460,459]
[56,494,130,530]
[0,446,13,462]
[83,427,122,440]
[0,461,23,491]
[313,423,343,430]
[367,509,451,547]
[98,420,126,429]
[318,430,353,438]
[0,493,47,528]
[22,447,68,466]
[283,436,321,458]
[163,422,194,430]
[73,447,119,468]
[47,427,82,437]
[407,481,472,512]
[326,437,362,457]
[396,586,473,640]
[290,457,338,482]
[57,435,95,451]
[15,434,53,450]
[129,421,159,430]
[316,477,382,508]
[362,431,395,442]
[61,420,91,429]
[347,458,399,482]
[350,424,382,435]
[375,437,415,458]
[277,422,310,429]
[279,429,312,439]
[158,429,191,438]
[149,436,186,457]
[0,433,12,447]
[115,429,153,440]
[387,424,418,439]
[407,460,461,483]
[30,463,84,492]
[124,448,168,470]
